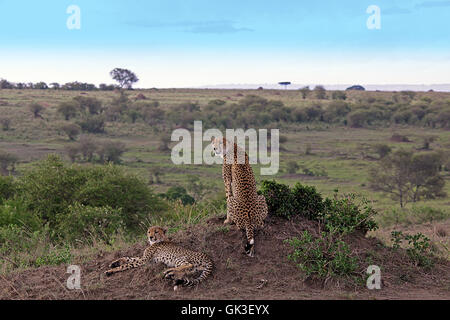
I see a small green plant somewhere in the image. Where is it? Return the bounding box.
[321,193,378,234]
[286,230,358,279]
[286,161,299,174]
[34,244,72,267]
[216,225,230,234]
[390,231,433,268]
[391,231,403,250]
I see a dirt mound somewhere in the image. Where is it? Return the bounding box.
[1,216,449,300]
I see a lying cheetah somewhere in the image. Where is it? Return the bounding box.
[105,226,213,290]
[211,137,268,257]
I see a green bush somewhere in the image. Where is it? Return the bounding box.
[0,225,43,256]
[18,155,165,231]
[0,199,42,231]
[72,164,165,230]
[291,183,325,220]
[56,203,124,244]
[285,161,299,174]
[79,115,106,134]
[286,230,358,278]
[34,244,72,267]
[320,194,378,234]
[260,180,378,233]
[160,186,195,205]
[259,180,296,218]
[0,176,16,205]
[390,231,433,268]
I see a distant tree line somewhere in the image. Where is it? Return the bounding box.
[0,79,118,91]
[0,67,139,91]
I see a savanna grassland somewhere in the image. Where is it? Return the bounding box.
[0,87,449,299]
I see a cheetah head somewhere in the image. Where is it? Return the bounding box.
[147,226,168,245]
[211,137,232,159]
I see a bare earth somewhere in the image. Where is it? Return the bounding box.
[1,216,449,300]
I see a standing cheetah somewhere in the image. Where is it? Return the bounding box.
[211,137,268,257]
[105,226,213,290]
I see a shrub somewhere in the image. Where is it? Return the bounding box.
[331,91,347,100]
[160,186,195,205]
[320,194,378,234]
[373,144,391,159]
[0,224,46,257]
[260,180,378,233]
[158,134,171,152]
[286,230,359,278]
[28,102,44,118]
[98,140,126,164]
[313,85,327,99]
[0,118,11,131]
[18,155,165,231]
[323,101,351,123]
[0,199,42,231]
[78,135,97,161]
[79,115,106,134]
[60,123,81,141]
[74,164,165,230]
[57,101,78,120]
[0,176,16,205]
[34,244,72,267]
[56,203,124,244]
[291,183,325,219]
[259,180,296,218]
[0,151,18,175]
[390,231,433,268]
[74,96,102,115]
[65,144,80,162]
[286,161,299,174]
[304,105,324,121]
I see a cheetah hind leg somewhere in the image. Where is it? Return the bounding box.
[224,196,235,225]
[163,263,195,290]
[241,225,255,258]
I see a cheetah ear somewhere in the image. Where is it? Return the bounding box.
[162,227,168,234]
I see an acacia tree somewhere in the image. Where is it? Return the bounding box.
[314,85,327,99]
[29,103,45,119]
[110,68,139,89]
[369,150,446,207]
[0,151,18,176]
[278,82,291,90]
[299,86,310,99]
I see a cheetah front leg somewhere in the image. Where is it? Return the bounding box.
[223,164,234,225]
[105,247,154,277]
[254,194,268,228]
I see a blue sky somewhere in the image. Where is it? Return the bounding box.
[0,0,449,87]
